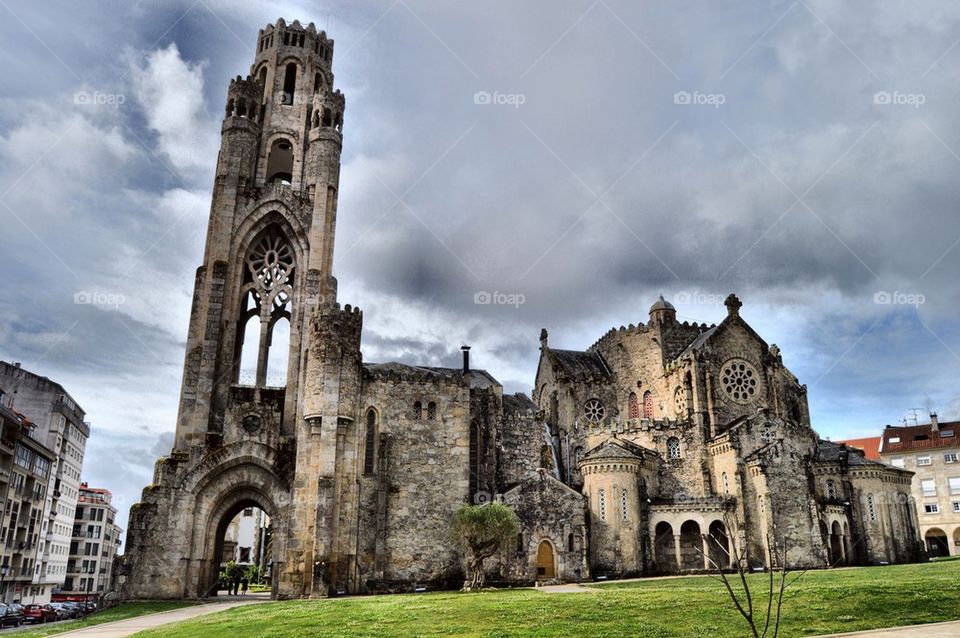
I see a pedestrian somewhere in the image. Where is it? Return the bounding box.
[241,575,249,596]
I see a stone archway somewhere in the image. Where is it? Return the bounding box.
[536,540,556,579]
[925,528,950,557]
[679,521,702,571]
[830,521,845,565]
[181,452,293,599]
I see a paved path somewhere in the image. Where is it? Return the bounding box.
[817,619,960,637]
[51,597,268,638]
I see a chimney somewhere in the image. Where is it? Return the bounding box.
[13,362,20,368]
[461,345,471,373]
[931,412,939,431]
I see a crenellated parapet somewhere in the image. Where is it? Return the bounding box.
[224,75,264,123]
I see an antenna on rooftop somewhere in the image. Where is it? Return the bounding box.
[905,408,922,426]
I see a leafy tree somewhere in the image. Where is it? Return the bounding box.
[452,502,519,591]
[246,564,260,584]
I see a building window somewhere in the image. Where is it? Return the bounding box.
[826,480,837,499]
[584,399,605,424]
[14,446,31,470]
[867,494,877,522]
[363,409,377,476]
[621,489,629,522]
[917,455,932,466]
[666,437,681,459]
[413,401,422,420]
[888,436,900,443]
[921,479,937,496]
[567,533,575,552]
[628,392,639,419]
[642,391,653,419]
[945,453,959,464]
[281,62,297,104]
[427,401,437,421]
[722,472,729,494]
[598,488,606,521]
[891,457,905,468]
[953,502,960,513]
[925,503,940,514]
[949,477,960,495]
[720,358,760,403]
[942,430,955,438]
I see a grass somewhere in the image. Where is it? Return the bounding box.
[133,560,959,638]
[11,601,196,638]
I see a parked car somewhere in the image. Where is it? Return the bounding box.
[82,602,98,614]
[61,602,84,618]
[48,603,70,620]
[0,603,24,627]
[23,604,58,624]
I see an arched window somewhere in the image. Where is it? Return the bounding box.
[826,480,837,499]
[722,472,729,494]
[567,533,575,552]
[282,62,297,104]
[427,401,437,421]
[237,97,247,117]
[256,66,268,100]
[234,229,295,388]
[643,391,654,419]
[628,392,639,419]
[666,437,680,459]
[314,72,323,94]
[363,409,376,475]
[266,138,294,184]
[517,533,524,552]
[413,401,422,420]
[598,488,606,521]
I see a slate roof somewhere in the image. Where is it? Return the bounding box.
[548,348,610,381]
[582,438,652,461]
[816,439,885,467]
[362,362,499,386]
[502,393,538,415]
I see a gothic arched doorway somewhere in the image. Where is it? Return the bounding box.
[536,540,555,579]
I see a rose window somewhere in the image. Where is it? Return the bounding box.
[674,387,686,416]
[720,359,759,404]
[583,399,605,423]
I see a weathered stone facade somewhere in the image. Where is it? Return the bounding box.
[120,18,924,600]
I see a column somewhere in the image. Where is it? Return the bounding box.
[673,534,682,571]
[702,535,711,570]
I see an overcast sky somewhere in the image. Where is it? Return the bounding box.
[1,0,960,535]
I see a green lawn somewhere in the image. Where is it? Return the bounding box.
[134,561,959,638]
[12,601,196,638]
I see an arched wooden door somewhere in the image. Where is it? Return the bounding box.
[536,540,555,579]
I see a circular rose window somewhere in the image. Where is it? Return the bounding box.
[674,387,686,416]
[720,359,760,404]
[583,399,605,423]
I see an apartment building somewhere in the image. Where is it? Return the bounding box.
[0,362,90,601]
[879,414,960,556]
[0,389,57,603]
[61,484,122,599]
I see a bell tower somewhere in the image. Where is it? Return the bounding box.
[174,18,346,451]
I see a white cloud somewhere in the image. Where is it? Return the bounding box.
[131,43,218,177]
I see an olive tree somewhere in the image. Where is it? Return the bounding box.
[452,502,519,591]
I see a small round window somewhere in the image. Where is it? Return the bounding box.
[584,399,605,423]
[720,359,759,404]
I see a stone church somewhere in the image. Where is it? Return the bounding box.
[121,18,923,599]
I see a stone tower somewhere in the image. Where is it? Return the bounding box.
[122,18,350,599]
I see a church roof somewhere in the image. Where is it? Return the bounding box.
[649,295,675,312]
[581,438,652,461]
[815,439,887,468]
[502,393,538,415]
[362,362,499,387]
[546,348,611,381]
